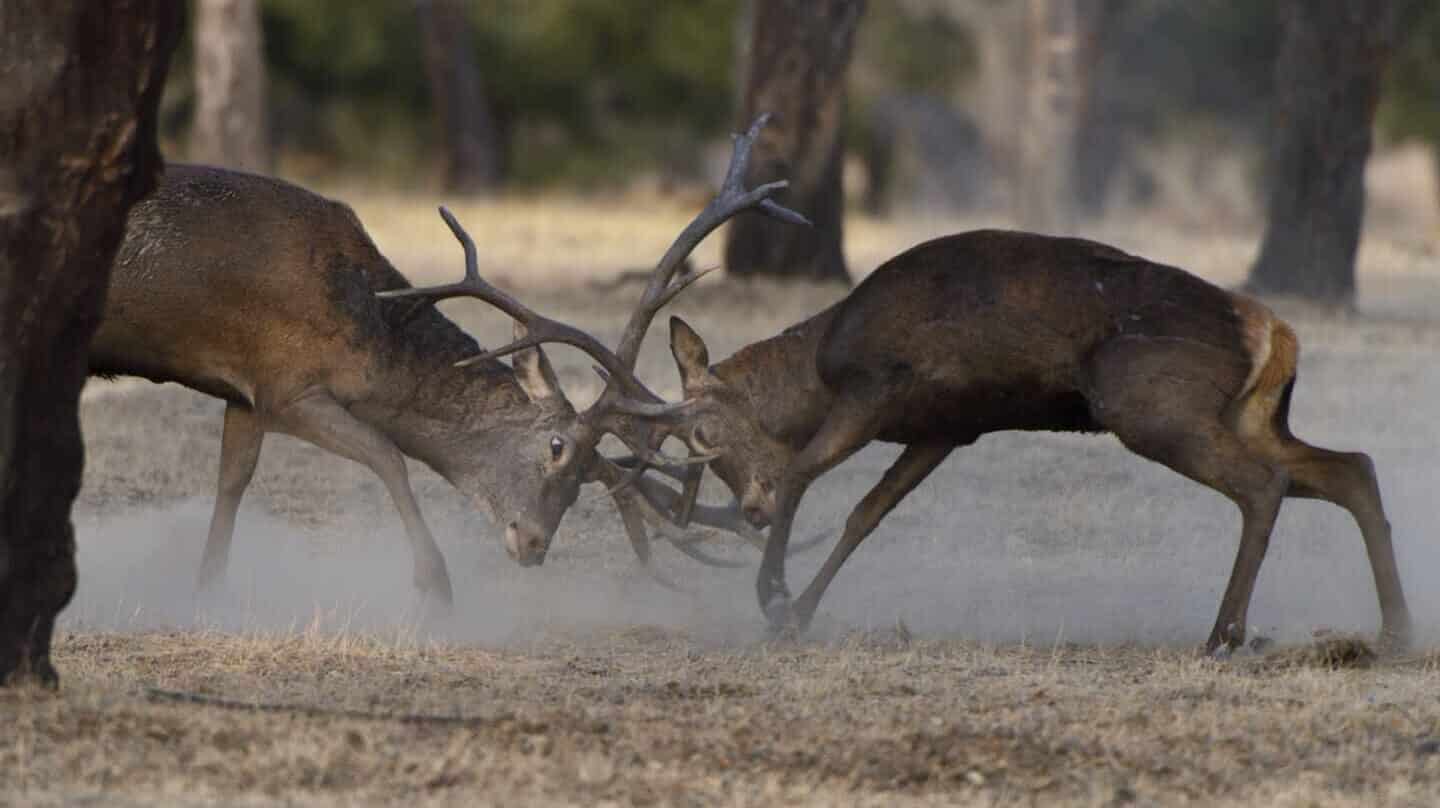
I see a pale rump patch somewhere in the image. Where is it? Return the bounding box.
[1230,294,1296,400]
[1227,293,1299,439]
[1258,319,1298,395]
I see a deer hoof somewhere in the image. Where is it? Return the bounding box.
[1204,621,1247,659]
[763,594,802,637]
[415,568,455,616]
[194,556,227,595]
[1378,623,1413,656]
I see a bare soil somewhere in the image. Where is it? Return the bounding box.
[5,198,1440,806]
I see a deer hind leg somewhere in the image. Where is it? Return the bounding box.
[270,389,454,609]
[760,396,886,630]
[1087,336,1289,654]
[196,402,265,592]
[791,443,955,628]
[1233,382,1412,650]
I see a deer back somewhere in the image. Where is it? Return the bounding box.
[822,231,1249,389]
[90,166,593,549]
[808,230,1257,437]
[93,165,511,415]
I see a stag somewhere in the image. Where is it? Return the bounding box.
[89,120,802,606]
[632,231,1409,654]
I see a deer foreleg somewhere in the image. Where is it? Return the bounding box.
[791,443,953,629]
[197,403,264,592]
[759,399,882,631]
[271,390,454,610]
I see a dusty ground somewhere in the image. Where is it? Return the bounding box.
[4,187,1440,805]
[8,631,1440,807]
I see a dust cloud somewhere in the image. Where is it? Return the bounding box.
[62,360,1440,652]
[59,434,1440,648]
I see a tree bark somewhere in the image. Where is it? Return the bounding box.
[1246,0,1404,306]
[415,0,504,192]
[0,0,181,686]
[190,0,269,172]
[724,0,865,283]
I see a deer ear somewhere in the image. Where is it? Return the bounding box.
[511,321,563,404]
[669,316,711,389]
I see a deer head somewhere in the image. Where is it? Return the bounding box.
[666,316,795,529]
[431,114,811,561]
[376,210,700,567]
[451,327,590,566]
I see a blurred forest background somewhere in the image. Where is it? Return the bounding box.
[172,0,1440,306]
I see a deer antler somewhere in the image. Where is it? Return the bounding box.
[580,113,809,532]
[385,116,809,574]
[455,113,807,379]
[613,112,809,370]
[377,207,681,414]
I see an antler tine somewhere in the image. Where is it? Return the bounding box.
[377,207,666,403]
[627,473,831,558]
[612,113,811,371]
[651,265,721,311]
[376,207,500,303]
[589,365,697,420]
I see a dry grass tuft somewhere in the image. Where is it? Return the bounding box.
[1250,635,1379,671]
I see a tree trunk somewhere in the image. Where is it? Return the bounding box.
[190,0,269,172]
[724,0,865,283]
[1016,0,1084,234]
[415,0,504,192]
[0,0,181,686]
[1246,0,1404,307]
[1067,0,1130,218]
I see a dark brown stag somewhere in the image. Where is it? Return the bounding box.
[658,231,1411,654]
[89,117,802,605]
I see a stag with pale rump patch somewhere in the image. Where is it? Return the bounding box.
[88,117,804,607]
[592,230,1412,655]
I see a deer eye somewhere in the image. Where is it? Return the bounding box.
[549,436,566,462]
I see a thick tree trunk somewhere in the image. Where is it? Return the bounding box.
[190,0,269,172]
[724,0,865,283]
[1246,0,1403,307]
[0,1,180,686]
[416,0,504,192]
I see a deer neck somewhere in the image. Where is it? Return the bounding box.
[350,333,535,483]
[711,306,840,450]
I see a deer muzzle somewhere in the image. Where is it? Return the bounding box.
[504,521,549,567]
[741,482,777,529]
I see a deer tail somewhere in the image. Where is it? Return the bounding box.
[1230,297,1298,439]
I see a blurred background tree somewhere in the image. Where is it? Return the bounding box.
[190,0,270,172]
[1246,0,1419,307]
[1380,1,1440,200]
[415,0,504,192]
[724,0,867,283]
[156,0,1440,296]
